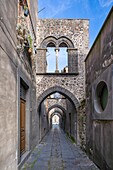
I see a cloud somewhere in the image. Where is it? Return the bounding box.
[98,0,113,7]
[38,0,72,18]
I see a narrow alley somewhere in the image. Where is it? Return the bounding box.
[1,0,113,169]
[21,125,99,170]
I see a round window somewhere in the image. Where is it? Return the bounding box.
[94,81,108,113]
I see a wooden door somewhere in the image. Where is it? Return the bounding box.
[20,99,26,155]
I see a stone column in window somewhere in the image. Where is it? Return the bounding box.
[55,48,60,73]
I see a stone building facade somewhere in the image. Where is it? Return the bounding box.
[36,19,89,145]
[85,7,113,170]
[36,19,89,74]
[46,97,67,110]
[36,19,89,99]
[0,0,38,170]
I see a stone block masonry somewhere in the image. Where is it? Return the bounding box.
[37,19,89,53]
[36,19,89,75]
[36,74,85,104]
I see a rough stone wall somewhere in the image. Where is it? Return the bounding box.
[0,1,38,170]
[85,7,113,170]
[37,19,89,52]
[66,99,77,140]
[36,18,89,145]
[36,49,47,73]
[46,98,67,110]
[77,100,86,149]
[36,19,89,109]
[68,49,78,73]
[36,74,86,104]
[39,101,49,141]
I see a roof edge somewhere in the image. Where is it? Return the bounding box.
[85,6,113,62]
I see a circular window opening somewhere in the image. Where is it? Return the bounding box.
[94,81,108,113]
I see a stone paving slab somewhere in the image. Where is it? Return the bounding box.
[21,125,99,170]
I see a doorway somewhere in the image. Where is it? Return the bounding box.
[20,99,26,155]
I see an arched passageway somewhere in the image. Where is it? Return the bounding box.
[37,86,78,143]
[36,17,88,157]
[47,104,67,114]
[48,108,65,130]
[35,18,88,163]
[51,113,61,125]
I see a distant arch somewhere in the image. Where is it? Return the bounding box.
[47,104,66,115]
[49,108,64,118]
[50,111,63,119]
[37,86,79,112]
[49,108,63,115]
[50,112,62,126]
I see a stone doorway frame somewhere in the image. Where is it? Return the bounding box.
[17,77,31,168]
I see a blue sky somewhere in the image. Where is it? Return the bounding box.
[38,0,113,72]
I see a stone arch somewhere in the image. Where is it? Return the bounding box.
[47,104,66,115]
[49,109,63,124]
[50,111,63,118]
[49,108,64,116]
[41,36,57,48]
[48,108,65,127]
[50,112,63,127]
[58,36,74,48]
[37,86,79,112]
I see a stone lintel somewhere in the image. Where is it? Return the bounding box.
[36,73,79,76]
[67,48,78,52]
[37,48,47,51]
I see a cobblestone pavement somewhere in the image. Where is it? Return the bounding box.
[21,125,99,170]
